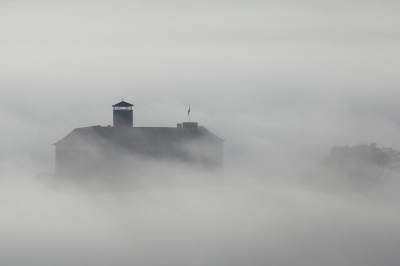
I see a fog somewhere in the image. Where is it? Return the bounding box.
[2,1,400,265]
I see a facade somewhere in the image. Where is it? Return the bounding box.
[54,101,224,184]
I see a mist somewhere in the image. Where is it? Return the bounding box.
[2,1,400,265]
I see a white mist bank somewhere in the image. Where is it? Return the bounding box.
[1,175,400,266]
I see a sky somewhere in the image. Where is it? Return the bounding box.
[1,1,400,265]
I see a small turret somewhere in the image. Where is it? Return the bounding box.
[112,101,134,127]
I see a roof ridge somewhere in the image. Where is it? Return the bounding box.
[112,101,134,107]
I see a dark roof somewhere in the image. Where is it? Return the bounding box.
[54,125,224,148]
[112,101,134,107]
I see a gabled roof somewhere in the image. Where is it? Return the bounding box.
[112,101,134,107]
[54,125,224,148]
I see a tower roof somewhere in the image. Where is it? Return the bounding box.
[112,101,134,107]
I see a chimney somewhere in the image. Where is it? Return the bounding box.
[182,122,198,129]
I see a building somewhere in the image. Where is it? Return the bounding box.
[54,101,224,185]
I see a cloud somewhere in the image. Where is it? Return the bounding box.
[1,177,400,266]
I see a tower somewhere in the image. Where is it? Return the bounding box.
[112,100,134,127]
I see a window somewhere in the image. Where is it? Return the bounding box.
[113,107,132,110]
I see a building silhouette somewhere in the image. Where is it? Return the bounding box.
[54,101,224,184]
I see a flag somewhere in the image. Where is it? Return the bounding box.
[187,105,190,116]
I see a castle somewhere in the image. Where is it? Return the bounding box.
[53,101,224,184]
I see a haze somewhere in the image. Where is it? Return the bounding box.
[1,1,400,265]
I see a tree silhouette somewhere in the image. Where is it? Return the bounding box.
[300,143,400,192]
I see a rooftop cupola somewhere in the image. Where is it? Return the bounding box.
[112,100,134,127]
